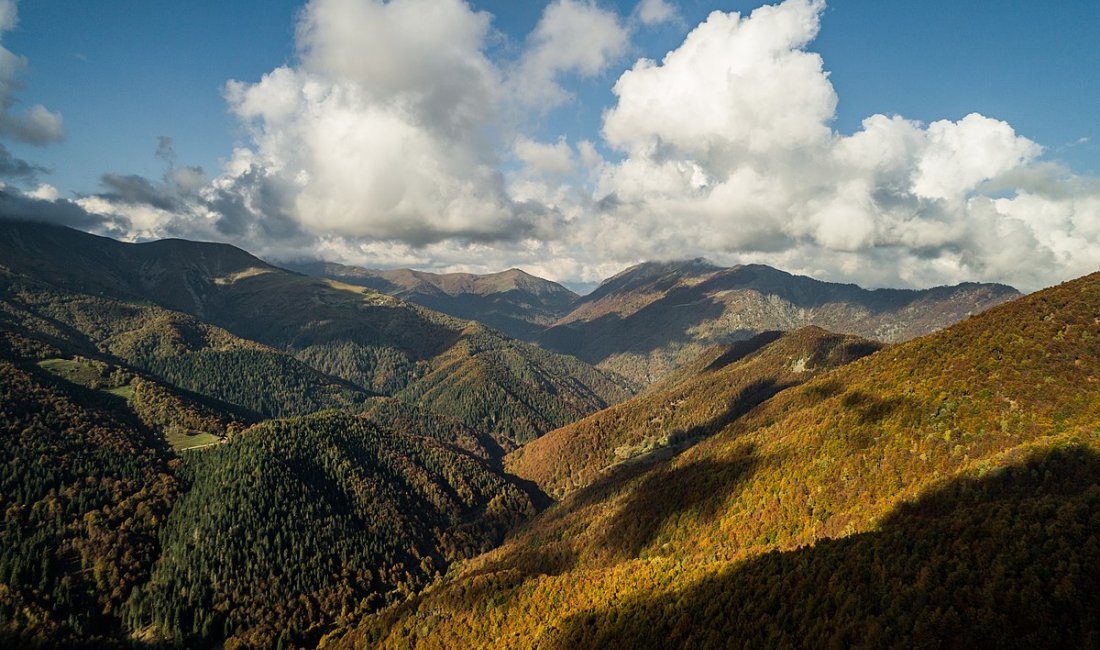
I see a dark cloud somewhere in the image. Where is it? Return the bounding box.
[0,142,44,180]
[0,189,125,234]
[155,135,176,167]
[98,173,182,212]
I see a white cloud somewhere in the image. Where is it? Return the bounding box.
[0,0,15,32]
[219,0,542,245]
[69,0,1100,294]
[27,182,57,200]
[514,136,576,177]
[0,0,62,190]
[911,113,1041,202]
[0,1,63,147]
[589,0,1100,291]
[511,0,629,109]
[604,0,833,161]
[636,0,677,26]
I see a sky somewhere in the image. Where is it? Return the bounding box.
[1,0,1099,292]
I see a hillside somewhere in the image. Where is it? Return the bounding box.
[0,276,552,647]
[130,411,538,648]
[0,357,179,648]
[0,271,374,419]
[0,220,635,446]
[506,327,881,498]
[537,259,1019,383]
[0,344,545,648]
[331,271,1100,648]
[290,262,578,340]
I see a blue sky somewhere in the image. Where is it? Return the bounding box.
[9,0,1098,196]
[3,0,1100,291]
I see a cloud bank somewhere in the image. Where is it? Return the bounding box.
[26,0,1100,292]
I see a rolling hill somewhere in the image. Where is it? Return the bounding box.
[537,259,1019,383]
[330,269,1100,649]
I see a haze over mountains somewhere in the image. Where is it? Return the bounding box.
[1,218,1097,649]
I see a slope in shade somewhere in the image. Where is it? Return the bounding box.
[0,360,178,648]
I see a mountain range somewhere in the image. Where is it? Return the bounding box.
[293,256,1019,384]
[287,261,578,341]
[334,264,1100,650]
[1,218,1096,649]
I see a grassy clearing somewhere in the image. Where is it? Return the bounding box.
[104,384,135,400]
[166,429,223,451]
[38,357,105,386]
[39,357,135,401]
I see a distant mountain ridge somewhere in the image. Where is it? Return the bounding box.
[287,261,578,340]
[289,257,1020,386]
[537,259,1020,383]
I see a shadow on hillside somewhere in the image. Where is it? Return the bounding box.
[842,389,911,426]
[538,295,733,364]
[701,331,784,373]
[596,447,762,561]
[673,378,789,444]
[566,377,788,515]
[545,445,1100,649]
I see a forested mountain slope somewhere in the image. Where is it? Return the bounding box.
[0,357,179,648]
[0,277,549,648]
[538,259,1019,383]
[0,220,635,446]
[130,411,538,648]
[290,261,578,340]
[0,271,373,419]
[331,271,1100,649]
[507,327,880,497]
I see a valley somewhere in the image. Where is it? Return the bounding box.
[1,220,1096,649]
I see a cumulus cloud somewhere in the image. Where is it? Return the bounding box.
[605,0,834,160]
[0,1,63,147]
[63,0,1100,293]
[636,0,677,26]
[589,0,1100,291]
[215,0,565,247]
[510,0,630,109]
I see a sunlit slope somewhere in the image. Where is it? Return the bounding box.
[507,327,880,497]
[331,271,1100,648]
